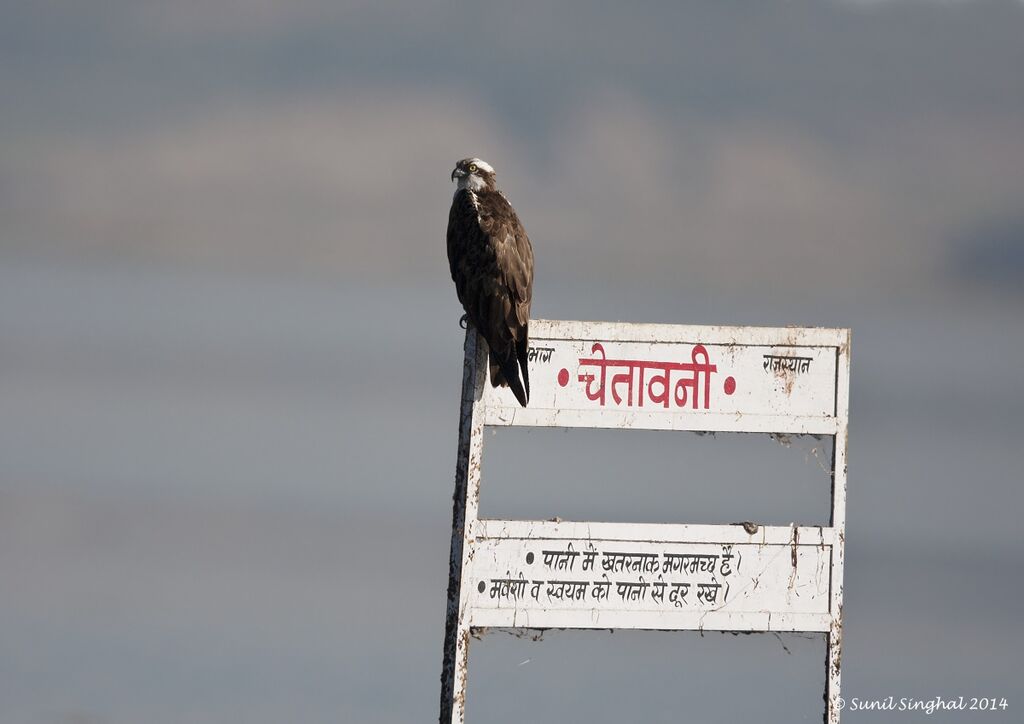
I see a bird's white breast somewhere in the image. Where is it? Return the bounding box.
[456,174,487,193]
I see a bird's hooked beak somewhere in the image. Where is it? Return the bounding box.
[451,167,466,182]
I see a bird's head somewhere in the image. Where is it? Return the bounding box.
[451,157,496,193]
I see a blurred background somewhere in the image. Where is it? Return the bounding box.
[2,1,1022,722]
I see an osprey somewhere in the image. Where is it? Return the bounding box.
[447,157,534,407]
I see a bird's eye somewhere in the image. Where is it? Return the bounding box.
[469,164,478,173]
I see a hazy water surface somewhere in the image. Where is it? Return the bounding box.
[1,260,1021,721]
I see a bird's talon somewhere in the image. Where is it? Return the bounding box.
[459,314,469,329]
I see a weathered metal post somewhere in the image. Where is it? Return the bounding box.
[439,329,486,724]
[826,333,851,724]
[438,320,850,722]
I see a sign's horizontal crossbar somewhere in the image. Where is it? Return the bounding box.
[469,610,835,633]
[473,520,837,547]
[465,524,834,628]
[481,323,848,428]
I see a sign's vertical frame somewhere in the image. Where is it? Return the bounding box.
[439,329,486,724]
[826,331,851,723]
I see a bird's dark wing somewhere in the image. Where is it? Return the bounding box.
[478,190,533,400]
[447,189,533,406]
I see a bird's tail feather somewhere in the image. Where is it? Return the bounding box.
[516,329,530,402]
[489,349,528,407]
